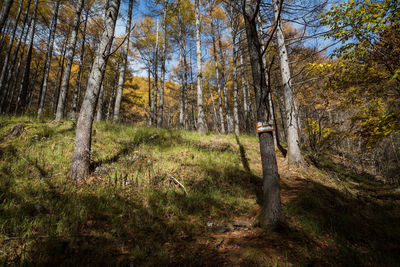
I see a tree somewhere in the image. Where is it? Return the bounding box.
[37,0,61,118]
[0,0,14,33]
[195,0,206,134]
[113,0,133,122]
[55,0,85,120]
[157,0,168,127]
[242,0,285,228]
[272,0,302,165]
[69,0,121,182]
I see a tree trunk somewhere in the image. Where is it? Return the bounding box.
[113,0,133,122]
[0,0,13,33]
[51,36,68,113]
[207,84,218,132]
[240,51,250,135]
[272,0,302,165]
[211,17,225,134]
[37,0,61,118]
[147,67,152,125]
[69,9,88,120]
[157,0,168,128]
[242,0,285,228]
[218,34,233,133]
[106,73,117,121]
[195,0,206,134]
[55,0,84,120]
[0,0,28,112]
[231,6,240,136]
[96,81,104,122]
[15,0,38,114]
[183,35,189,129]
[69,0,120,182]
[151,20,159,126]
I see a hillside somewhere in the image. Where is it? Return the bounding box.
[0,116,399,266]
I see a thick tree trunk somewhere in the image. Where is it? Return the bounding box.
[55,0,84,120]
[272,0,302,165]
[113,0,133,122]
[15,0,38,114]
[37,0,61,118]
[195,0,206,134]
[242,0,285,228]
[211,18,225,134]
[69,0,120,182]
[0,0,13,33]
[70,9,88,120]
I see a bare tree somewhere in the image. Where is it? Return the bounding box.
[113,0,133,122]
[69,0,120,182]
[0,0,14,33]
[242,0,285,228]
[195,0,206,134]
[37,0,61,118]
[55,0,85,120]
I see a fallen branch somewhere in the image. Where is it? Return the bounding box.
[167,174,188,194]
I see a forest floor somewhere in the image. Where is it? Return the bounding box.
[1,116,400,266]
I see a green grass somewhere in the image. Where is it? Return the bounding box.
[0,115,399,266]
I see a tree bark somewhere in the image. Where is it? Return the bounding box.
[37,0,61,118]
[15,0,38,114]
[55,0,85,120]
[69,0,120,182]
[218,34,233,133]
[195,0,206,134]
[157,0,168,127]
[151,20,159,126]
[231,6,240,136]
[96,80,104,122]
[242,0,285,228]
[113,0,133,122]
[0,0,28,112]
[0,0,13,33]
[272,0,302,165]
[69,9,88,120]
[211,17,225,134]
[240,51,250,135]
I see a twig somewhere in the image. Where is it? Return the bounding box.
[167,174,188,194]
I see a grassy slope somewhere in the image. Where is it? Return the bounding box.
[0,116,399,266]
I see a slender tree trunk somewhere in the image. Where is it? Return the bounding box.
[106,74,117,121]
[51,38,68,113]
[211,18,225,134]
[37,0,61,118]
[218,34,233,133]
[147,67,152,125]
[272,0,302,165]
[242,0,285,228]
[208,84,218,132]
[113,0,133,122]
[69,0,120,182]
[157,0,168,127]
[96,81,104,122]
[70,9,88,120]
[0,0,13,33]
[5,16,31,114]
[151,20,159,125]
[183,35,189,129]
[0,0,29,111]
[195,0,206,134]
[15,0,38,114]
[240,51,250,135]
[231,8,240,136]
[55,0,84,120]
